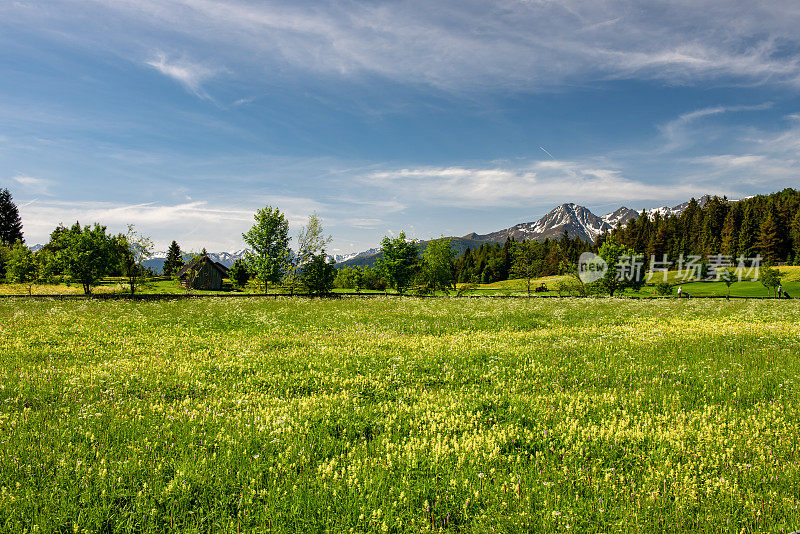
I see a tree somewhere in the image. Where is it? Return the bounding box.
[421,237,456,294]
[790,208,800,265]
[34,247,60,283]
[759,265,781,297]
[758,209,781,264]
[6,242,37,292]
[296,214,336,295]
[558,259,587,297]
[360,266,387,291]
[242,206,291,293]
[595,238,642,296]
[737,204,759,259]
[334,266,361,290]
[296,213,331,264]
[55,222,116,294]
[181,252,204,294]
[0,189,23,245]
[719,267,736,297]
[654,282,673,296]
[0,244,11,281]
[300,254,337,295]
[281,254,304,295]
[511,240,541,297]
[720,209,738,258]
[376,232,419,294]
[163,241,184,277]
[511,240,539,296]
[228,258,250,289]
[116,225,153,294]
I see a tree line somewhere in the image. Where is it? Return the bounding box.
[606,189,800,265]
[2,185,797,296]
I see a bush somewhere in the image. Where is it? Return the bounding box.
[300,255,337,295]
[228,259,250,289]
[655,282,673,296]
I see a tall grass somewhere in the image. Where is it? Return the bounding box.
[2,298,799,532]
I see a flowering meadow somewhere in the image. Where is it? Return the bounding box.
[2,297,800,532]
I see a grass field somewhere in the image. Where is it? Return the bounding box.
[3,266,799,298]
[3,298,800,532]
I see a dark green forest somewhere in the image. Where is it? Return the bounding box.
[607,189,800,265]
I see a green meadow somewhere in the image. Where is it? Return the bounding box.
[3,298,800,532]
[3,265,800,297]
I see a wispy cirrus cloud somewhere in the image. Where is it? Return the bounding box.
[658,103,775,151]
[18,196,326,251]
[366,161,701,208]
[8,1,800,92]
[11,174,55,196]
[145,53,222,98]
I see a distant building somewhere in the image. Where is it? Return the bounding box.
[177,255,229,290]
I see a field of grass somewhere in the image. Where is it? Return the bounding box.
[3,298,800,532]
[3,266,799,298]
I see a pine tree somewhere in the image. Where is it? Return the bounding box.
[648,223,669,259]
[163,240,184,277]
[701,197,726,256]
[791,208,800,265]
[758,208,781,264]
[720,209,738,257]
[0,189,23,245]
[737,204,758,258]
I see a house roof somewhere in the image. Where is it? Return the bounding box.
[177,255,230,278]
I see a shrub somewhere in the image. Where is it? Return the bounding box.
[655,282,673,296]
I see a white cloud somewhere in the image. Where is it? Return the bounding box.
[18,197,324,251]
[692,155,766,168]
[11,174,55,196]
[658,103,774,151]
[11,0,800,92]
[145,52,221,98]
[672,112,800,190]
[366,161,700,208]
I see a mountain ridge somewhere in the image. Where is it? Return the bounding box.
[337,197,706,268]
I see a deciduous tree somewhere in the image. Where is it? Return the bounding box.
[6,242,37,289]
[421,237,456,294]
[759,265,781,297]
[297,214,336,295]
[511,240,538,296]
[595,238,642,297]
[55,222,116,294]
[377,232,418,294]
[242,206,291,293]
[116,225,153,294]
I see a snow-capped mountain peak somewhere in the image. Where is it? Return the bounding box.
[601,206,639,228]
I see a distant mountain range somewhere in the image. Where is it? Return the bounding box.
[337,196,710,268]
[143,250,249,274]
[29,196,712,273]
[142,249,367,274]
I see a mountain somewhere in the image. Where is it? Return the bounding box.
[331,248,379,264]
[144,249,250,274]
[644,195,710,219]
[338,197,708,268]
[338,203,617,268]
[455,203,612,244]
[601,207,639,228]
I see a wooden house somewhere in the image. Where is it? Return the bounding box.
[177,255,230,290]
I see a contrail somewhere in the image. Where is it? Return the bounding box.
[539,146,555,160]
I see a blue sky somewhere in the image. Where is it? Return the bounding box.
[2,1,800,254]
